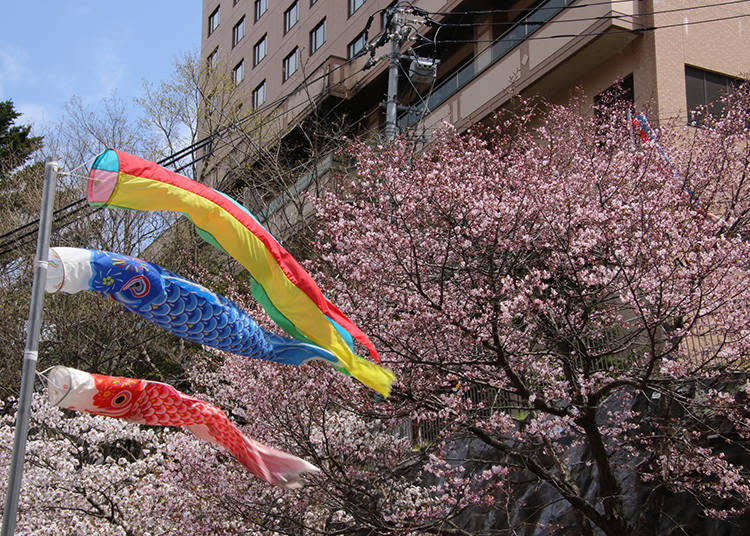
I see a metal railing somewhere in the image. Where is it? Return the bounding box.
[399,0,574,129]
[409,386,527,447]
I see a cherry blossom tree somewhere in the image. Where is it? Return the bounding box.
[3,87,750,535]
[0,395,187,535]
[306,88,750,534]
[158,88,750,535]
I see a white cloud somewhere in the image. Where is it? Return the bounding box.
[16,102,52,129]
[0,45,35,98]
[90,36,126,100]
[0,47,50,129]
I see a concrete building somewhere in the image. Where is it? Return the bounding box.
[199,0,749,236]
[201,0,749,140]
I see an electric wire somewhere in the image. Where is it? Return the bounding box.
[4,3,748,254]
[419,0,749,25]
[413,12,750,48]
[0,198,86,242]
[0,47,380,258]
[0,115,391,258]
[166,57,375,180]
[416,0,744,16]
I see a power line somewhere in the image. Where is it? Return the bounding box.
[5,2,644,250]
[0,198,86,242]
[413,12,750,48]
[6,2,747,254]
[0,45,380,257]
[0,117,391,259]
[422,0,749,28]
[416,0,719,16]
[414,13,750,54]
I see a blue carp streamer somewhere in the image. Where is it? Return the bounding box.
[47,247,339,367]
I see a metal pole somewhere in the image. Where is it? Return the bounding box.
[1,157,58,536]
[384,9,401,141]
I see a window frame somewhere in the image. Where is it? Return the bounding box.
[254,0,268,21]
[232,16,246,48]
[233,59,245,85]
[253,34,267,66]
[283,48,299,82]
[253,80,266,110]
[284,1,299,34]
[207,47,219,71]
[685,65,741,126]
[348,0,365,16]
[208,6,220,36]
[310,18,326,55]
[347,31,367,59]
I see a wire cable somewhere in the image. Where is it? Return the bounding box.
[0,198,86,242]
[0,118,390,258]
[0,48,381,257]
[408,9,750,63]
[422,0,748,23]
[414,12,750,48]
[0,5,416,254]
[420,0,678,16]
[6,3,746,254]
[423,0,749,28]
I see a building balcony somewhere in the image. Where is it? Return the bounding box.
[400,0,642,130]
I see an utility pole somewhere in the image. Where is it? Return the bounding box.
[384,7,402,141]
[1,157,58,536]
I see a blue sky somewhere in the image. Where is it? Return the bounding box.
[1,1,202,130]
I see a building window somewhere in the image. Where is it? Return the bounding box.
[283,48,299,81]
[594,75,634,143]
[233,59,244,85]
[207,48,219,71]
[254,0,267,21]
[349,0,365,16]
[232,17,246,47]
[253,80,266,109]
[254,35,267,66]
[347,31,367,59]
[208,6,220,36]
[685,65,740,126]
[284,1,299,33]
[594,75,634,109]
[310,19,326,54]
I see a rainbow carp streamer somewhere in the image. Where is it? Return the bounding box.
[88,149,394,396]
[47,365,319,488]
[47,247,356,370]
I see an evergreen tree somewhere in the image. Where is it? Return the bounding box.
[0,100,42,182]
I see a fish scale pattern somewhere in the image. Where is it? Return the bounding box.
[132,274,274,360]
[85,249,338,366]
[86,371,317,488]
[129,382,272,482]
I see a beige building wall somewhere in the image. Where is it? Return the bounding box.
[201,0,398,116]
[649,0,750,122]
[201,0,750,149]
[419,0,750,132]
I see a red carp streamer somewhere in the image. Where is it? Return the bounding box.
[47,366,319,489]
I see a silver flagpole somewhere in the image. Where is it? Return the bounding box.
[1,156,58,536]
